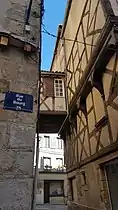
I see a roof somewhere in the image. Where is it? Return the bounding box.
[61,0,72,37]
[50,25,62,72]
[50,0,73,72]
[41,70,65,77]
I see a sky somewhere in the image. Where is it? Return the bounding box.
[42,0,67,70]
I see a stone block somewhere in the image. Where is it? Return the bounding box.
[0,178,33,209]
[14,151,34,177]
[0,50,38,84]
[0,122,9,149]
[9,123,35,148]
[0,149,34,177]
[7,104,37,124]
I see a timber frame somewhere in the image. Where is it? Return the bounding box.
[59,0,118,173]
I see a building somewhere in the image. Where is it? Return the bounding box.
[35,134,67,205]
[39,70,67,133]
[50,0,118,210]
[0,0,40,209]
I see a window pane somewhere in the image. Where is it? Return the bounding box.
[44,157,51,167]
[54,79,64,97]
[56,158,63,167]
[44,136,50,148]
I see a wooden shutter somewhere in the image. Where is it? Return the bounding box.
[43,77,54,97]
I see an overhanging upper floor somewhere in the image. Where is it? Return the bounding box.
[39,71,67,133]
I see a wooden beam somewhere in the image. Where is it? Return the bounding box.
[69,20,113,112]
[67,141,118,173]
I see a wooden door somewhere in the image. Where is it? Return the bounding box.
[105,159,118,210]
[44,181,50,203]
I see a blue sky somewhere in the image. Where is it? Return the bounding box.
[42,0,67,70]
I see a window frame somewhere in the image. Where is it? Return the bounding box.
[54,79,65,98]
[44,135,50,148]
[56,158,63,167]
[43,157,51,168]
[57,138,63,149]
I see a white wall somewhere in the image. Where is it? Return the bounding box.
[34,133,64,169]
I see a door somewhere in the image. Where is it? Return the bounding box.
[44,181,50,203]
[105,159,118,210]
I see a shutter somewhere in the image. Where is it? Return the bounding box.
[43,77,54,97]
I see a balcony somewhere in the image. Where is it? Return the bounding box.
[39,165,66,173]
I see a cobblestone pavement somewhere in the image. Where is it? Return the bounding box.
[36,204,67,210]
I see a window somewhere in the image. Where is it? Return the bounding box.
[50,180,64,196]
[57,138,63,149]
[39,136,43,148]
[43,157,51,168]
[54,79,64,97]
[44,136,50,148]
[51,138,56,149]
[81,171,87,185]
[56,158,63,167]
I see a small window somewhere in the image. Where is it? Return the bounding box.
[39,136,43,148]
[57,138,63,149]
[54,79,64,97]
[51,138,56,149]
[81,171,87,185]
[56,158,63,167]
[43,157,51,168]
[44,136,50,148]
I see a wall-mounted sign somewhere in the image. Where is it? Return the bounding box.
[4,91,33,113]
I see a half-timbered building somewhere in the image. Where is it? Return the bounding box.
[40,71,67,133]
[50,0,118,209]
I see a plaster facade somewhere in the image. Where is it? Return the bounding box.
[35,134,66,205]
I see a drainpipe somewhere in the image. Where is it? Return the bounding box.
[31,0,43,209]
[25,0,33,25]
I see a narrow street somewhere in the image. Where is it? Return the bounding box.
[0,0,118,209]
[36,204,67,210]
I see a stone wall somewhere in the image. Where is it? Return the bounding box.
[0,0,40,209]
[0,48,38,210]
[66,152,118,210]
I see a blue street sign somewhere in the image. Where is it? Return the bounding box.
[4,91,33,113]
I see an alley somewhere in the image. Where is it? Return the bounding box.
[36,204,67,210]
